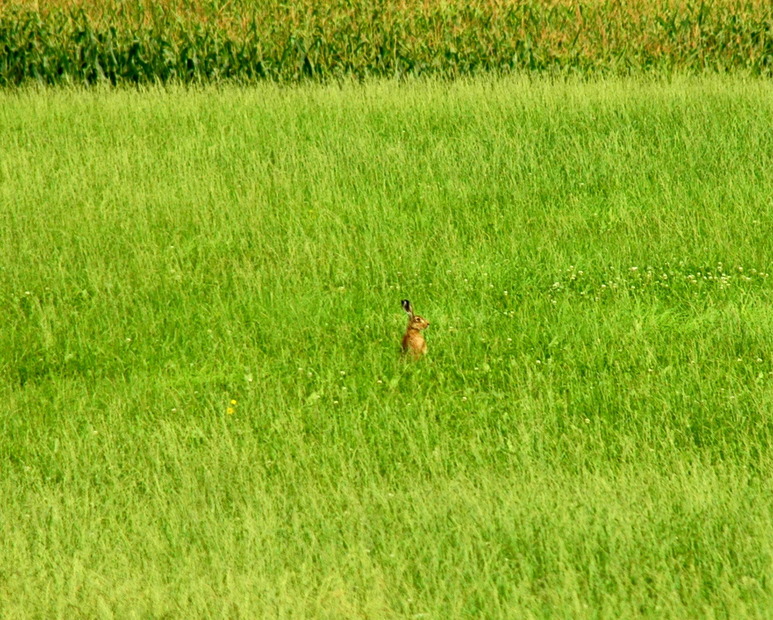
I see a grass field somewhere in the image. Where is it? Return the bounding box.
[2,77,773,617]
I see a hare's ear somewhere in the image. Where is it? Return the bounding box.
[401,299,414,316]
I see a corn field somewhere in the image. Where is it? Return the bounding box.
[0,0,771,85]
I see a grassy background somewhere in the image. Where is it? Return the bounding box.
[2,77,773,616]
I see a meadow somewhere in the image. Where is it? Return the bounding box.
[2,76,773,617]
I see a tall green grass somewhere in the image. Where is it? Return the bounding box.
[0,0,771,85]
[2,77,773,616]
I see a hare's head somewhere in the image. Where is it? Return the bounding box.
[408,314,430,331]
[401,299,429,331]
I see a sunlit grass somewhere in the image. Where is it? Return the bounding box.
[1,76,773,617]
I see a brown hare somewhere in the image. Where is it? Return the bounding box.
[401,299,430,359]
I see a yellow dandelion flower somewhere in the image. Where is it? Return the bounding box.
[230,399,237,405]
[227,407,235,415]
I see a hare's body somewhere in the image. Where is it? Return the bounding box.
[402,326,428,358]
[401,299,429,359]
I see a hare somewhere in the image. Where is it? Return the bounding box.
[401,299,430,359]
